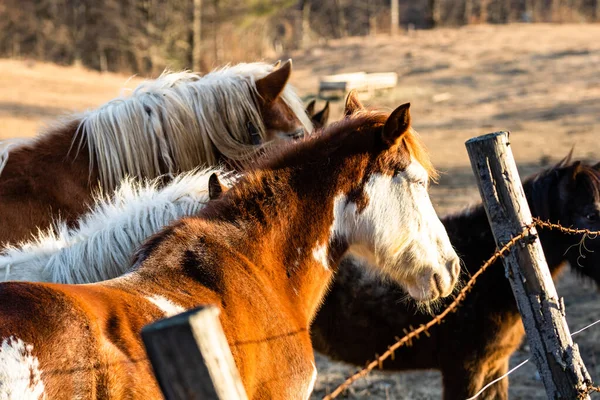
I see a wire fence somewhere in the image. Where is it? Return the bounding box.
[322,218,600,400]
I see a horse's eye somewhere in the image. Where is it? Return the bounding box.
[586,212,599,222]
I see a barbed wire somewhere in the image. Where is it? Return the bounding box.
[467,314,600,400]
[322,218,600,400]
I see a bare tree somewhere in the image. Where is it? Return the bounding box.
[552,0,562,21]
[465,0,474,23]
[193,0,202,71]
[301,0,311,47]
[390,0,399,35]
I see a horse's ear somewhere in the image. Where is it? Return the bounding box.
[556,147,574,168]
[382,103,411,146]
[305,99,316,116]
[208,173,226,200]
[256,59,292,103]
[344,90,364,116]
[558,160,583,201]
[571,161,583,181]
[312,101,330,128]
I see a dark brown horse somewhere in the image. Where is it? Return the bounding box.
[0,104,460,399]
[0,61,312,246]
[306,99,330,129]
[311,158,600,400]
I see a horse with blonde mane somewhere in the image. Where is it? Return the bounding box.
[0,60,312,245]
[0,101,459,399]
[0,92,340,284]
[0,92,338,284]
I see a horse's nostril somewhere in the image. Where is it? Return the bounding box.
[451,258,460,279]
[432,273,443,297]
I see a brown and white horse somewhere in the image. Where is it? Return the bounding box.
[0,96,331,284]
[0,103,459,399]
[0,60,312,245]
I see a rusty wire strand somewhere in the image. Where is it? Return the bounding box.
[322,219,600,400]
[579,384,600,399]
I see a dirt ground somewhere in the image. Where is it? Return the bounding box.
[1,23,600,399]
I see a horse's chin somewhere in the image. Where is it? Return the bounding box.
[405,285,442,303]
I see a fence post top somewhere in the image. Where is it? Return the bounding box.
[465,131,510,145]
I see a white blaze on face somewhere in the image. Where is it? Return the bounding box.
[0,336,45,400]
[340,157,458,301]
[146,295,185,317]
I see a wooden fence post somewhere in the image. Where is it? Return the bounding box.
[465,131,592,399]
[141,305,248,400]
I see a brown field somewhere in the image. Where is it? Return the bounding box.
[2,23,600,399]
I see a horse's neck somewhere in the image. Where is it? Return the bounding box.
[133,172,346,324]
[443,200,567,276]
[221,175,347,321]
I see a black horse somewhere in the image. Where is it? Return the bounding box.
[312,157,600,400]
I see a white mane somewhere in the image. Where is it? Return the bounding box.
[72,62,311,189]
[0,168,237,284]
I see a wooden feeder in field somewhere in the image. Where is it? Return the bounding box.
[318,72,398,100]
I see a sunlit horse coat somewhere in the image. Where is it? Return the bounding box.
[0,60,312,245]
[0,105,459,399]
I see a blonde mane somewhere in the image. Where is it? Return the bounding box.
[0,168,238,284]
[73,62,312,190]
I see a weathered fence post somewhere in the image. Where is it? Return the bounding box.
[141,305,248,400]
[465,131,591,399]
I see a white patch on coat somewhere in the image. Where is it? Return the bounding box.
[311,244,329,270]
[146,295,185,317]
[334,159,458,300]
[0,336,45,399]
[304,363,317,400]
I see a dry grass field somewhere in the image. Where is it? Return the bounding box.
[2,23,600,399]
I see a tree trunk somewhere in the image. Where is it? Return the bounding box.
[465,0,473,24]
[426,0,437,27]
[12,32,21,59]
[524,0,534,22]
[99,46,108,72]
[335,0,347,38]
[301,0,311,48]
[390,0,399,35]
[368,0,378,35]
[504,0,511,22]
[213,0,223,64]
[480,0,489,23]
[143,0,156,74]
[552,0,561,22]
[193,0,202,72]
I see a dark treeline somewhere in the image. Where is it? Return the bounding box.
[1,0,599,74]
